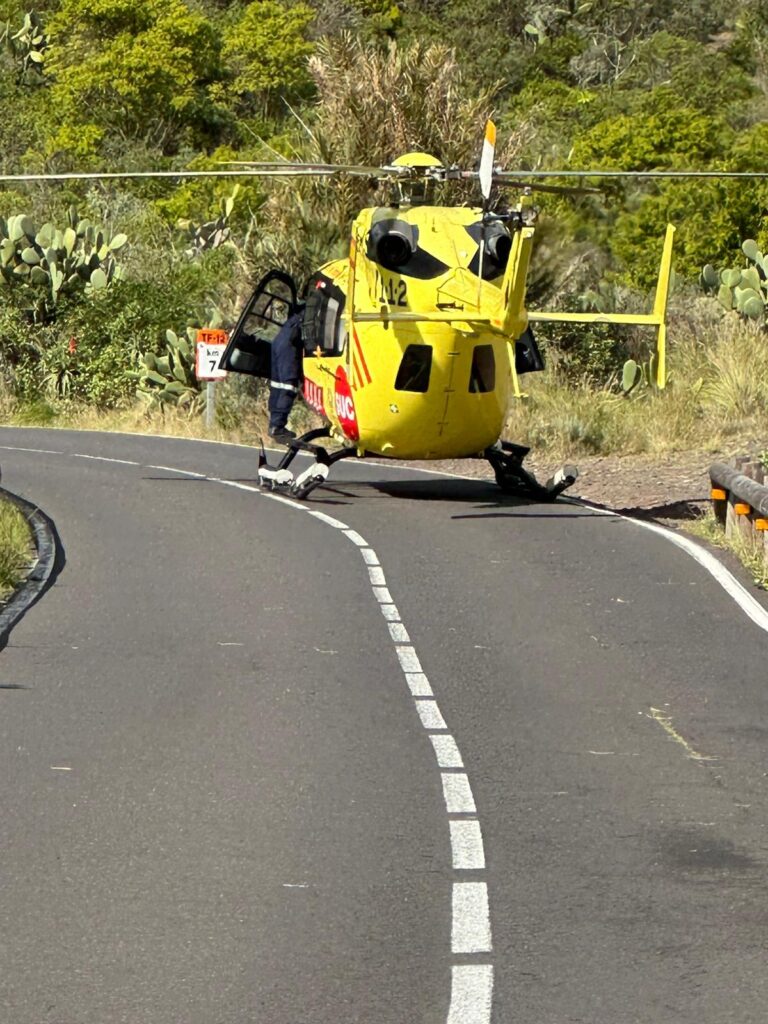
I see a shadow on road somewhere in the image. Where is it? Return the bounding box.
[367,478,604,519]
[142,469,609,517]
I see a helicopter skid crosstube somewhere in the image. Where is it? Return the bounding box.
[258,430,578,502]
[483,442,579,501]
[258,427,358,500]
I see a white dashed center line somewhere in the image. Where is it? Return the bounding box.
[452,881,492,953]
[3,443,495,1024]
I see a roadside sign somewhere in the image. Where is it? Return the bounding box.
[195,328,228,381]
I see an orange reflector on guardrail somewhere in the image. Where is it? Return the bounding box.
[734,502,751,515]
[710,487,727,500]
[755,519,768,531]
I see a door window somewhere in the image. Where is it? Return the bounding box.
[219,270,298,378]
[395,344,433,392]
[469,345,495,393]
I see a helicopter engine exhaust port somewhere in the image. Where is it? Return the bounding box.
[367,219,418,271]
[485,229,512,269]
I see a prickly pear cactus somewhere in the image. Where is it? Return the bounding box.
[621,351,660,396]
[0,206,127,322]
[177,187,239,258]
[621,359,641,395]
[1,10,47,85]
[132,328,202,413]
[701,239,768,321]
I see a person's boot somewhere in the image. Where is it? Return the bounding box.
[269,426,296,444]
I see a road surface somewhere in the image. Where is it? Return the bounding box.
[1,427,767,1024]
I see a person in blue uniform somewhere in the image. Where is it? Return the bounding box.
[268,311,303,443]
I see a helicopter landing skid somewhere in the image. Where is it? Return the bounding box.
[483,441,579,501]
[259,428,358,499]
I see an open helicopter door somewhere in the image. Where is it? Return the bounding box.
[220,270,299,378]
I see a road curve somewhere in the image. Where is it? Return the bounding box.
[1,427,767,1024]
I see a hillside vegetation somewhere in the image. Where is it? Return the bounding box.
[1,0,768,454]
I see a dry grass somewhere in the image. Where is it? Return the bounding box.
[0,500,34,599]
[506,302,768,459]
[684,509,768,590]
[0,379,323,450]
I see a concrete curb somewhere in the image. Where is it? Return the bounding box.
[0,486,58,646]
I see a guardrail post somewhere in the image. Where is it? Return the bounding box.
[710,459,768,575]
[725,487,739,540]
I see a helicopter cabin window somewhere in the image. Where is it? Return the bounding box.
[303,274,347,356]
[395,344,432,393]
[469,345,495,393]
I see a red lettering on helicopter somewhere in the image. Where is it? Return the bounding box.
[334,367,359,442]
[303,379,325,415]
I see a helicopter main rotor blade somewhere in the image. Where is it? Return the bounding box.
[494,169,768,181]
[0,165,406,185]
[0,169,345,184]
[491,178,601,195]
[221,161,405,177]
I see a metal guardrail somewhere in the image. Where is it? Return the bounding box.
[710,458,768,563]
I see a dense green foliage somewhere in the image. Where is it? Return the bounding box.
[1,0,768,422]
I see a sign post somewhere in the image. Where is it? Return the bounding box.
[195,328,228,428]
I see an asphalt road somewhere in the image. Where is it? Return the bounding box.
[1,427,767,1024]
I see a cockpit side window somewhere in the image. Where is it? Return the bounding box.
[303,275,347,356]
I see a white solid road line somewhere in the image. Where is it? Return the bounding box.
[623,511,768,635]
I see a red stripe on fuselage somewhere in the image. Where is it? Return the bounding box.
[352,327,372,384]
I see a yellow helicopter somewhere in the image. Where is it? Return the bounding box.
[220,121,676,500]
[0,122,678,502]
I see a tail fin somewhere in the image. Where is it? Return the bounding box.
[527,223,675,389]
